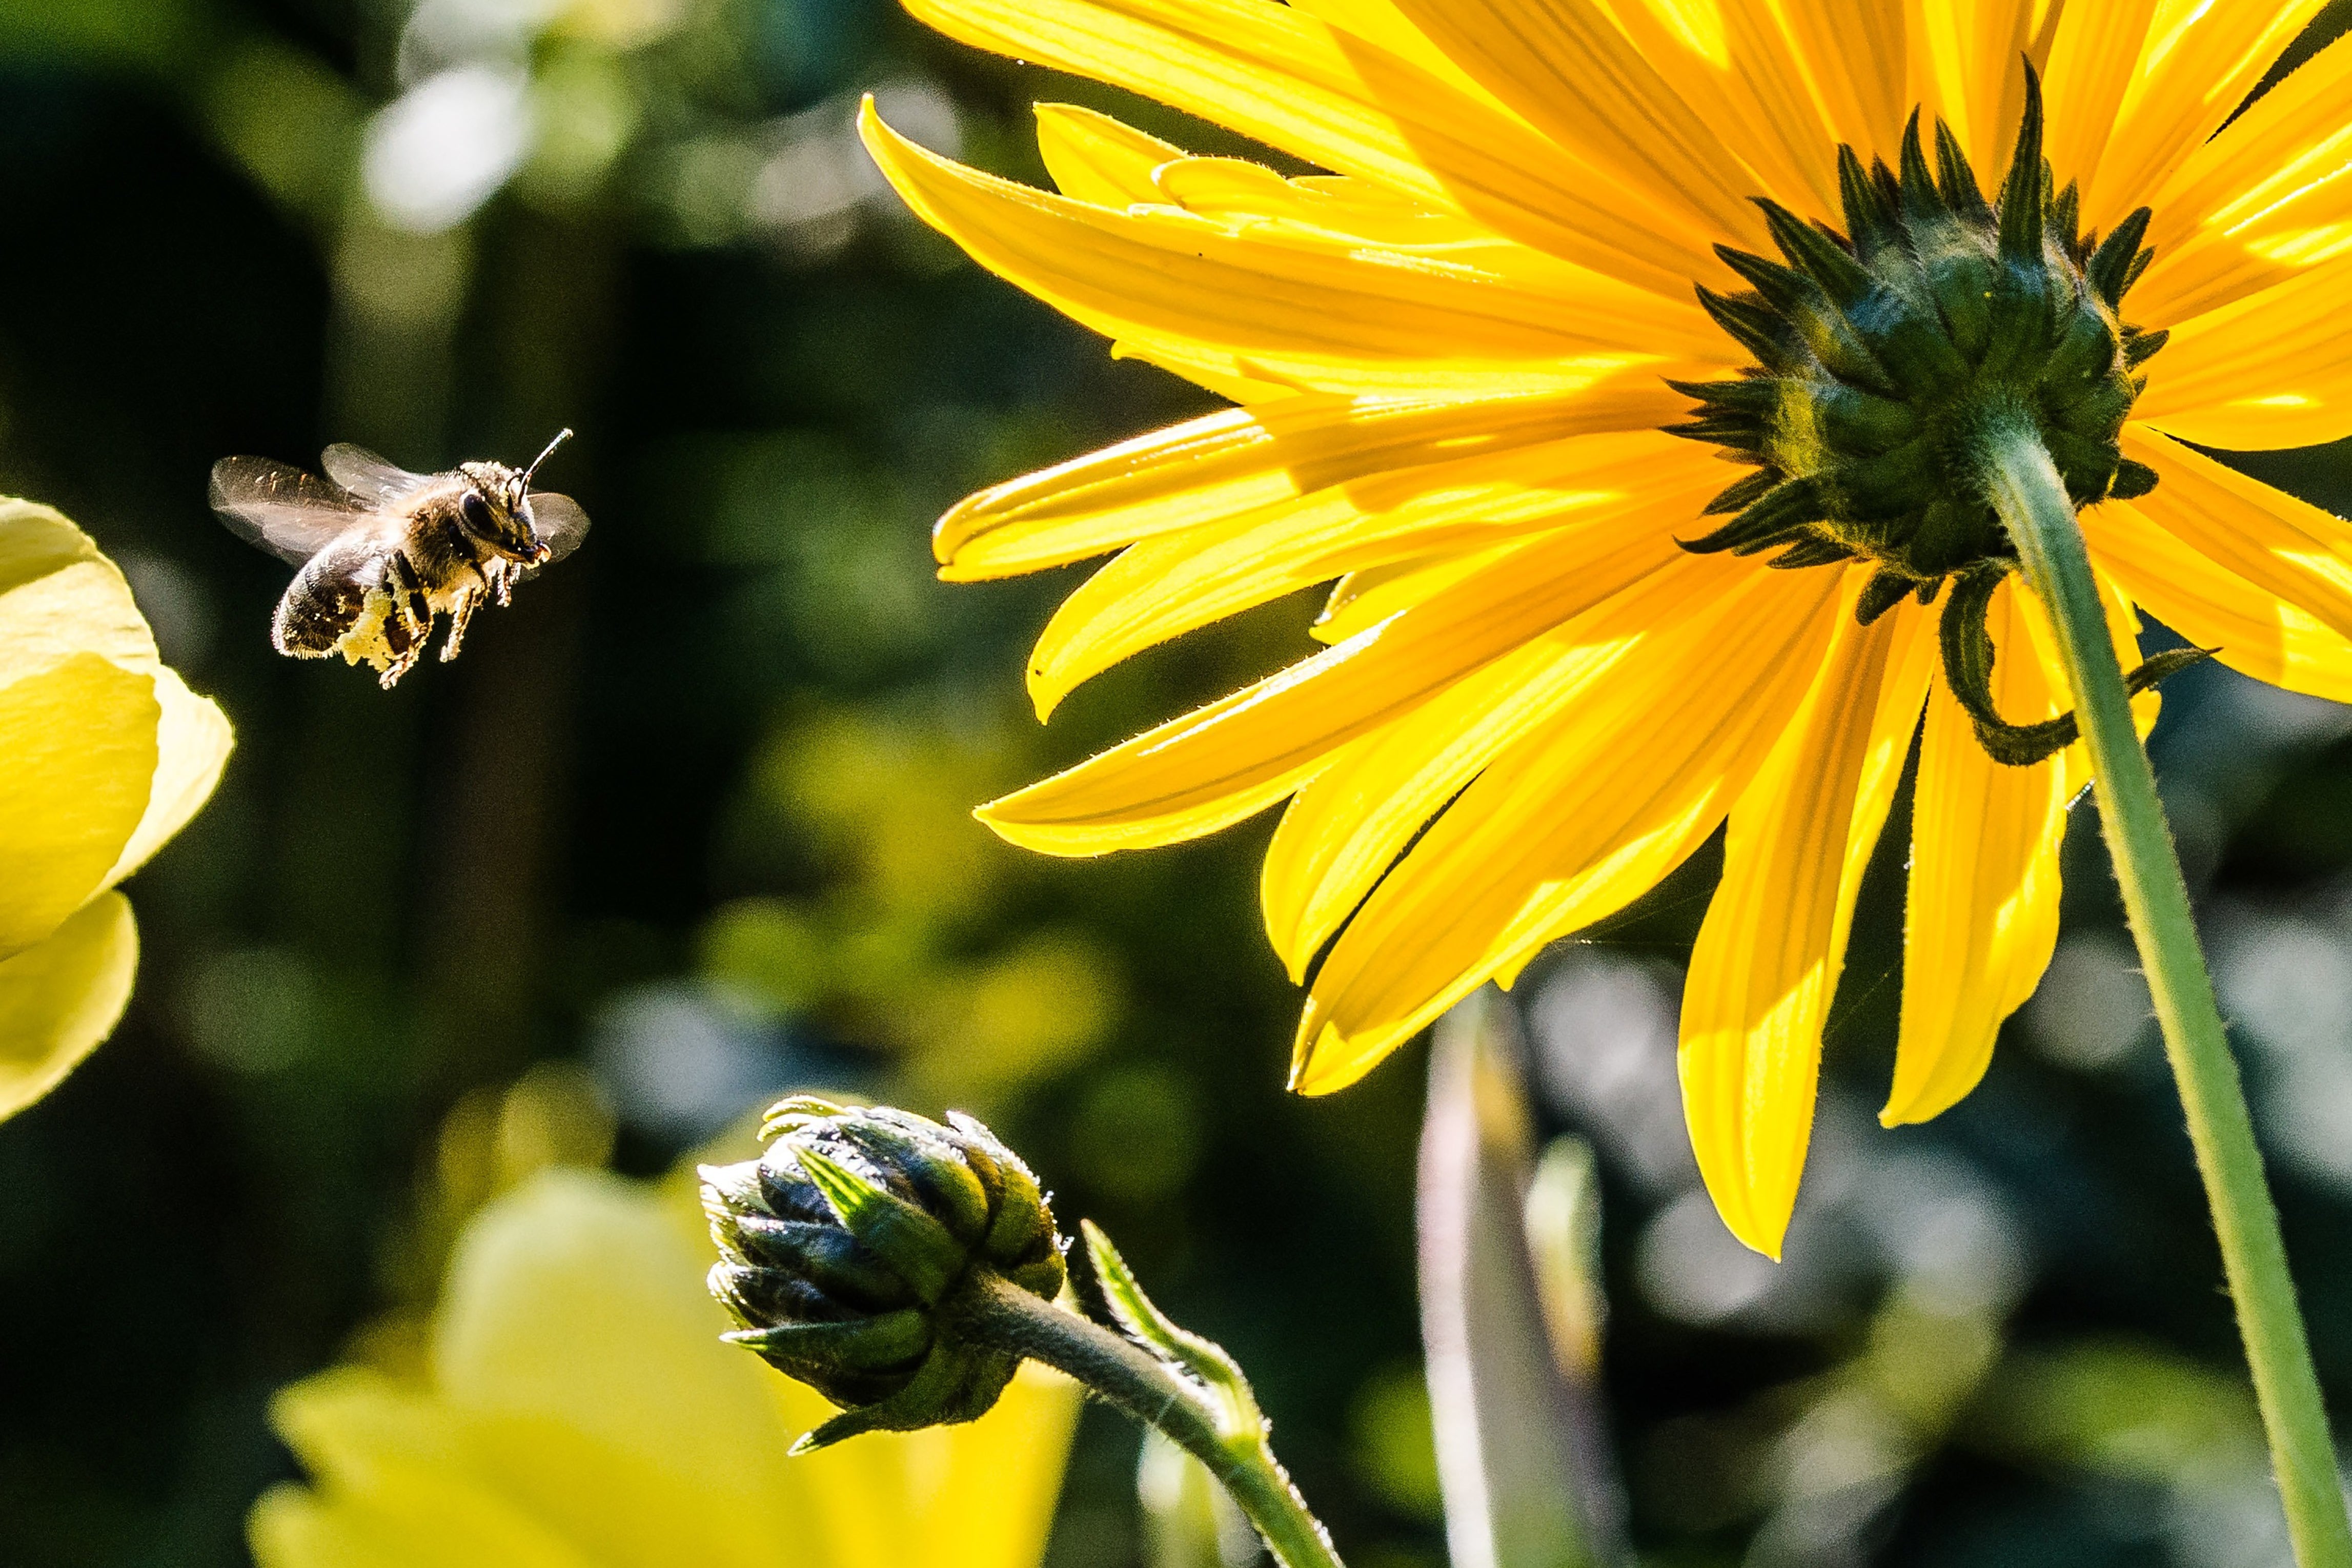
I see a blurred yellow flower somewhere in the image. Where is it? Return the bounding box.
[1,498,231,1121]
[251,1165,1081,1568]
[864,0,2352,1253]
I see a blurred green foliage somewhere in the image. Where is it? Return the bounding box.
[4,2,2352,1567]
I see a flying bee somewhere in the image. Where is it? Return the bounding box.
[209,430,589,689]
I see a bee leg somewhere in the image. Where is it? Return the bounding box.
[379,645,423,689]
[441,587,480,662]
[487,558,514,608]
[380,553,433,688]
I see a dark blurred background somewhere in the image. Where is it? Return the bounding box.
[4,2,2352,1564]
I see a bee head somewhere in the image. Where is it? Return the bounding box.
[456,431,569,566]
[455,467,545,564]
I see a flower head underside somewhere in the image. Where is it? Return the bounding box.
[863,0,2352,1254]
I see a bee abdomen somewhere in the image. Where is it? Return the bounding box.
[273,543,409,669]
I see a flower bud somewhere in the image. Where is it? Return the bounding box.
[702,1096,1067,1449]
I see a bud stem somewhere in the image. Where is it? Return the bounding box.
[945,1271,1346,1568]
[1982,416,2352,1568]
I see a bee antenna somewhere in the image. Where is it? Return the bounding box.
[523,427,573,486]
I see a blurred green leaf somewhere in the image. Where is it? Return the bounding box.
[1140,1430,1256,1568]
[1419,991,1629,1568]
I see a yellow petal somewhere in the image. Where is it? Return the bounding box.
[1608,1,1844,215]
[1107,340,1302,404]
[258,1169,1078,1568]
[863,106,1715,385]
[0,652,157,956]
[2087,499,2352,703]
[2090,1,2325,227]
[2039,0,2157,196]
[2135,30,2352,323]
[0,499,158,681]
[2136,256,2352,447]
[1885,575,2117,1127]
[104,666,233,891]
[2118,425,2352,639]
[1289,0,1495,97]
[1384,0,1771,252]
[1679,579,1934,1257]
[1261,533,1737,982]
[1141,156,1731,342]
[977,512,1692,856]
[256,1373,600,1568]
[800,1365,1081,1568]
[0,892,137,1124]
[1152,156,1495,245]
[432,1171,799,1514]
[1904,0,2046,172]
[1026,430,1718,715]
[936,382,1687,580]
[1031,103,1181,205]
[899,0,1717,294]
[1311,540,1531,645]
[1776,0,1910,171]
[1290,560,1845,1094]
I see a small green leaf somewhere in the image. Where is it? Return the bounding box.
[1082,1219,1256,1436]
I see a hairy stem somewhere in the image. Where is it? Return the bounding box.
[1984,417,2352,1568]
[946,1271,1346,1568]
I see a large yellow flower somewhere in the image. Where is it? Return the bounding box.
[862,0,2352,1254]
[1,499,231,1121]
[252,1167,1079,1568]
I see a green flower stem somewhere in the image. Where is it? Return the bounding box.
[946,1271,1346,1568]
[1985,416,2352,1568]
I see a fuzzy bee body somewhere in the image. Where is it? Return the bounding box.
[212,436,587,688]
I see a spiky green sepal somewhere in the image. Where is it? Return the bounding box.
[1936,563,2216,765]
[1671,69,2194,764]
[703,1097,1067,1438]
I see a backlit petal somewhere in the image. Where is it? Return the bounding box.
[2087,500,2352,703]
[1032,104,1182,205]
[1289,560,1844,1094]
[0,893,137,1125]
[1905,0,2047,171]
[1260,535,1735,981]
[1776,0,1910,170]
[1384,0,1773,249]
[976,517,1696,854]
[1884,574,2148,1126]
[2119,426,2352,638]
[2137,31,2352,324]
[1289,0,1494,96]
[1680,579,1934,1256]
[1025,430,1717,715]
[900,0,1717,293]
[2090,1,2326,227]
[936,382,1689,581]
[862,107,1714,393]
[2136,256,2352,447]
[2039,0,2158,196]
[1311,541,1530,645]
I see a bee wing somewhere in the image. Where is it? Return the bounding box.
[525,492,592,565]
[321,443,435,506]
[210,456,371,564]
